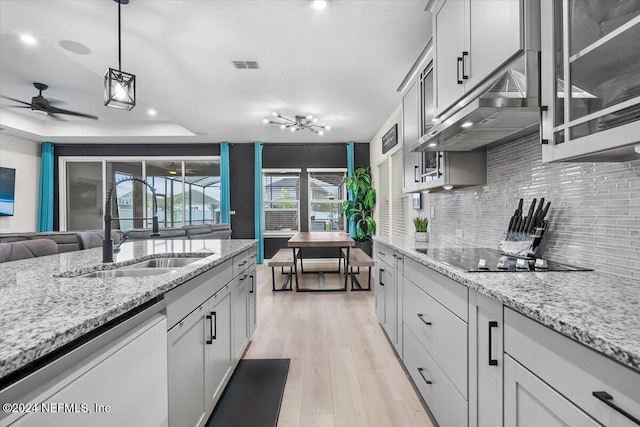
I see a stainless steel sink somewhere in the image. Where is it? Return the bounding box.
[79,268,176,278]
[123,257,203,269]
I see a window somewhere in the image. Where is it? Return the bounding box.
[308,169,347,231]
[263,169,300,235]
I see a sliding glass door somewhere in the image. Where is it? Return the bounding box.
[61,157,221,231]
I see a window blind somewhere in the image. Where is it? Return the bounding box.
[391,150,406,235]
[378,159,390,236]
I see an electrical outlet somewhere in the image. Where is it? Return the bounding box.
[430,206,435,219]
[230,210,236,215]
[456,228,463,239]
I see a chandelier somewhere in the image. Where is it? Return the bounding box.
[263,112,331,135]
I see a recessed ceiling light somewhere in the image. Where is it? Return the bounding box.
[20,34,38,46]
[461,122,473,128]
[148,109,157,116]
[318,130,324,135]
[262,118,269,124]
[312,0,327,10]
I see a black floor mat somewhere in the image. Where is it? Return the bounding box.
[206,359,290,427]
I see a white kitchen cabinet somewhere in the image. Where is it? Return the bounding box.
[540,0,640,162]
[403,80,422,193]
[400,257,469,426]
[504,355,601,427]
[232,273,249,363]
[205,286,232,408]
[168,305,208,427]
[469,291,503,427]
[420,150,486,191]
[433,0,523,116]
[248,267,257,335]
[374,242,403,356]
[504,308,640,427]
[6,313,168,427]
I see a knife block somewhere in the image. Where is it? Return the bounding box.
[499,220,548,259]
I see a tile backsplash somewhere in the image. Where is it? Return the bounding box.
[429,133,640,279]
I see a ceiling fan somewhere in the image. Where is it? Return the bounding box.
[1,82,98,120]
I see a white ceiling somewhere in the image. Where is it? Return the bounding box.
[0,0,430,144]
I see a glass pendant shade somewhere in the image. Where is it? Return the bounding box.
[104,68,136,110]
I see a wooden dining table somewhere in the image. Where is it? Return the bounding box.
[287,231,355,292]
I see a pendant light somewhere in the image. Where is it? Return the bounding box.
[104,0,136,110]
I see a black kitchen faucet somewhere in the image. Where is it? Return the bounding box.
[103,176,159,263]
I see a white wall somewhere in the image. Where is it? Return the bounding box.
[0,134,41,232]
[369,104,430,237]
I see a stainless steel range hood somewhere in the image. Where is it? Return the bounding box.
[412,51,542,153]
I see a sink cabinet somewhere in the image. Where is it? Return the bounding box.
[166,246,257,427]
[540,0,640,162]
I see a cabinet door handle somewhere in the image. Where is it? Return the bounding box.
[239,260,248,267]
[488,321,498,366]
[462,51,469,80]
[205,312,215,344]
[592,391,640,424]
[378,251,387,256]
[417,313,432,326]
[417,368,432,385]
[540,105,549,145]
[249,275,254,293]
[457,57,463,84]
[379,268,385,286]
[414,165,419,183]
[211,311,217,341]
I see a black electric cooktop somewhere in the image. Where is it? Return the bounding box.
[414,248,593,273]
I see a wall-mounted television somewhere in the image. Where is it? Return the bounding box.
[0,167,16,216]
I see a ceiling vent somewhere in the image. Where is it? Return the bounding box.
[233,61,259,69]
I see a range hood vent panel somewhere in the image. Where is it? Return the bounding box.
[414,51,541,153]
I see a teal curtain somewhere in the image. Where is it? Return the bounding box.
[254,142,264,264]
[346,141,356,238]
[220,142,231,224]
[37,142,54,232]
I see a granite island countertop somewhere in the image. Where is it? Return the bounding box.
[0,239,257,380]
[374,235,640,373]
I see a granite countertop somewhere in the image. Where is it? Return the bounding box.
[0,239,257,380]
[374,235,640,373]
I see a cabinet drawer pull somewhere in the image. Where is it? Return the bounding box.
[239,260,248,267]
[592,391,640,424]
[488,321,498,366]
[378,251,387,256]
[461,51,469,80]
[417,313,432,326]
[456,57,463,84]
[249,275,254,294]
[379,268,385,286]
[417,368,432,385]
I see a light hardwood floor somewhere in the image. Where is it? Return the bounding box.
[244,261,434,427]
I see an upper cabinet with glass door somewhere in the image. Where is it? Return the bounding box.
[541,0,640,162]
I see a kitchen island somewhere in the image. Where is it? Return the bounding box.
[0,238,257,427]
[373,235,640,427]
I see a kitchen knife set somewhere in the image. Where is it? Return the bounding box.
[506,198,550,235]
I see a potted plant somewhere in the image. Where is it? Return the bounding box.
[341,166,376,255]
[412,217,429,242]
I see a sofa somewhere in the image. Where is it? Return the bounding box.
[0,223,232,263]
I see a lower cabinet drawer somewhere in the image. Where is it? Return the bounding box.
[403,277,468,398]
[232,250,250,277]
[403,324,468,427]
[374,243,396,268]
[505,308,640,427]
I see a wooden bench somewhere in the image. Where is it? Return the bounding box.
[341,247,374,291]
[268,248,299,291]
